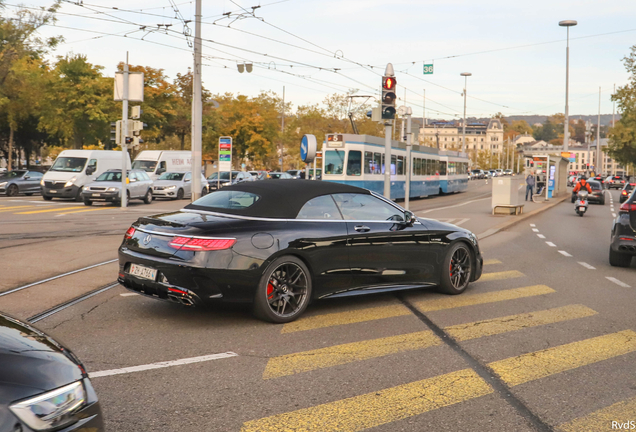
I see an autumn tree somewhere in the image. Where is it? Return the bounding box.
[608,45,636,165]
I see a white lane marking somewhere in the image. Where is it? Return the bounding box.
[546,242,557,247]
[530,224,536,227]
[558,251,573,257]
[606,277,631,288]
[537,234,546,239]
[120,293,139,297]
[444,218,457,224]
[578,262,596,270]
[454,218,470,226]
[90,352,239,378]
[612,213,617,218]
[418,196,490,214]
[532,228,539,232]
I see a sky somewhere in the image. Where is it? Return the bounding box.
[7,0,636,121]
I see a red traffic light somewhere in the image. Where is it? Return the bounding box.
[382,76,396,90]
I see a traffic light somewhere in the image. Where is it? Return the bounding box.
[110,121,122,147]
[381,76,397,119]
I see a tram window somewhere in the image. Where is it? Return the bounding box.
[324,150,344,175]
[373,153,382,174]
[414,158,420,175]
[347,150,362,176]
[364,151,373,174]
[439,161,447,175]
[417,158,423,175]
[425,159,431,176]
[391,155,397,175]
[435,160,441,175]
[397,156,404,175]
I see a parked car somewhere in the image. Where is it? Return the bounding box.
[81,169,153,206]
[503,169,513,176]
[267,172,294,179]
[488,169,497,177]
[207,171,254,191]
[287,169,303,179]
[495,169,504,177]
[152,172,209,200]
[0,170,43,196]
[605,175,626,190]
[620,183,636,203]
[470,169,484,179]
[118,180,483,323]
[0,311,104,431]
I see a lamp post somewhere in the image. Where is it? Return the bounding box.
[559,20,577,152]
[460,72,471,153]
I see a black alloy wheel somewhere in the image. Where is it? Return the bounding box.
[143,189,152,204]
[6,184,18,197]
[176,188,185,200]
[254,256,312,323]
[438,243,472,295]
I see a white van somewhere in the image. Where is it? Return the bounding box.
[41,150,131,201]
[132,151,192,180]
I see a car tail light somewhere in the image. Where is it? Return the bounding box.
[620,237,635,241]
[623,191,628,195]
[124,226,135,239]
[168,236,236,251]
[619,202,636,213]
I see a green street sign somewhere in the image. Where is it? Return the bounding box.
[423,64,434,75]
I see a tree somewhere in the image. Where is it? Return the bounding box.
[608,45,636,166]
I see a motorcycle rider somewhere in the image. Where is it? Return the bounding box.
[572,175,592,202]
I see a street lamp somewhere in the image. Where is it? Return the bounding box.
[559,20,577,152]
[460,72,471,153]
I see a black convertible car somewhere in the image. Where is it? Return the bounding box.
[118,180,483,323]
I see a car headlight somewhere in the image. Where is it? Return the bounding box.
[107,187,118,192]
[9,381,86,431]
[0,181,6,188]
[40,179,45,186]
[64,177,77,188]
[165,185,176,190]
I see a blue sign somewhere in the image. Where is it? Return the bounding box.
[300,134,317,163]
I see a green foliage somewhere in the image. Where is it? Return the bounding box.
[609,45,636,166]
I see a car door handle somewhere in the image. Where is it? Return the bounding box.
[354,225,370,232]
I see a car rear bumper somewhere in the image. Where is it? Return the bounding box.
[611,220,636,254]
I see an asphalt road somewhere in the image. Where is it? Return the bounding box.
[4,184,636,431]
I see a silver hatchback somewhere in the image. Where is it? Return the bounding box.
[81,169,153,205]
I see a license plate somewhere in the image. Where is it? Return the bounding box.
[579,206,586,211]
[92,193,101,197]
[129,264,157,281]
[49,190,56,193]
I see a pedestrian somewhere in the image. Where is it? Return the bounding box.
[525,173,535,201]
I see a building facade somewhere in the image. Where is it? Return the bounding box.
[419,119,505,153]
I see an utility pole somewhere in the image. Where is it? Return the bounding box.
[613,83,616,127]
[191,0,203,201]
[121,53,129,208]
[422,89,426,129]
[404,107,413,210]
[585,120,591,176]
[280,86,285,172]
[596,86,602,177]
[460,72,471,153]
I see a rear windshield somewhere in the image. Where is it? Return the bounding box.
[588,181,601,190]
[191,190,260,210]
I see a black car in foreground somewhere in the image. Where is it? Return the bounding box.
[620,183,636,203]
[0,312,103,431]
[118,180,483,323]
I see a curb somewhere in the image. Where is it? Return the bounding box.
[477,194,570,240]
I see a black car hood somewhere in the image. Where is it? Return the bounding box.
[0,314,84,401]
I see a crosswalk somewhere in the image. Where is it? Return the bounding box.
[427,217,470,226]
[241,258,636,431]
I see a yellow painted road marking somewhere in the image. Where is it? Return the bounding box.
[556,396,636,432]
[16,206,82,214]
[242,369,493,432]
[414,285,555,313]
[282,285,556,334]
[264,330,441,379]
[483,258,502,265]
[477,270,524,282]
[245,330,636,431]
[267,304,594,379]
[57,207,117,214]
[491,329,636,387]
[0,205,37,212]
[446,304,597,341]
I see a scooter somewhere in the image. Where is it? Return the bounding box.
[575,190,589,217]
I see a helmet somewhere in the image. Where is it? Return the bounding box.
[579,176,587,181]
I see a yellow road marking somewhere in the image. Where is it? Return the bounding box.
[446,304,597,341]
[263,330,441,379]
[477,270,524,282]
[242,369,493,432]
[491,329,636,387]
[0,205,37,212]
[282,285,556,334]
[16,206,82,214]
[556,396,636,432]
[245,330,636,430]
[267,304,594,380]
[57,207,117,214]
[414,285,555,313]
[483,258,502,265]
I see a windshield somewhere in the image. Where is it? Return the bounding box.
[95,171,122,182]
[0,170,26,179]
[51,157,87,172]
[159,172,185,181]
[132,160,157,172]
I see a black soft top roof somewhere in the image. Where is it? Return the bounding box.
[185,179,371,218]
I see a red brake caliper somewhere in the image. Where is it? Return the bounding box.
[267,282,274,300]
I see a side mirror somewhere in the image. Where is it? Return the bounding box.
[86,166,95,175]
[24,175,30,180]
[404,210,416,226]
[156,168,166,175]
[184,178,191,182]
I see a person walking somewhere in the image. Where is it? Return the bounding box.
[525,173,535,201]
